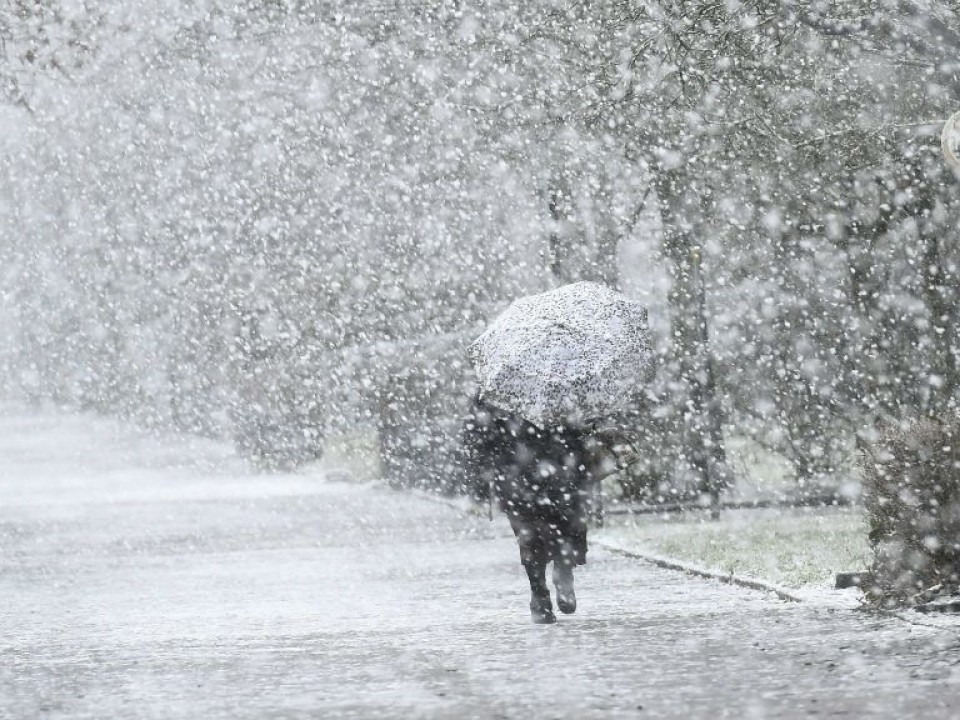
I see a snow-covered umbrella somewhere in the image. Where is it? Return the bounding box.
[468,281,655,428]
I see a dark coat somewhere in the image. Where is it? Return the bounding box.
[459,396,595,564]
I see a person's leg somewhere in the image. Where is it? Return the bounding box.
[524,560,554,624]
[508,515,555,624]
[552,561,576,614]
[549,517,588,614]
[551,532,577,614]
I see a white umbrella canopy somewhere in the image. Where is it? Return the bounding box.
[468,281,655,428]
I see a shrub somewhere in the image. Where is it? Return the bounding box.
[860,417,960,607]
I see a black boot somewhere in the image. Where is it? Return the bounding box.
[553,563,576,614]
[530,591,556,624]
[524,560,556,624]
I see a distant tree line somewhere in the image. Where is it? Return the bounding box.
[2,2,959,498]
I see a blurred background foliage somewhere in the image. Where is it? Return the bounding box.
[1,1,959,505]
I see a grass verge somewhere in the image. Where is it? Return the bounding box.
[595,506,870,591]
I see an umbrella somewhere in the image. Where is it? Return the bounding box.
[468,281,655,428]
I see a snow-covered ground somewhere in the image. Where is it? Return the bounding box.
[3,405,960,719]
[596,506,870,600]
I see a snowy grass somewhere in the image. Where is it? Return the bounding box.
[721,434,861,501]
[723,434,797,494]
[317,429,382,482]
[596,506,870,591]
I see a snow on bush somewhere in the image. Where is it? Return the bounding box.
[860,418,960,607]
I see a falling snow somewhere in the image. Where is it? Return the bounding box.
[3,2,960,717]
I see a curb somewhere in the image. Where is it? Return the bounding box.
[595,541,960,630]
[594,539,803,603]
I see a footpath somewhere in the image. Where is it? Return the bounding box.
[2,407,960,719]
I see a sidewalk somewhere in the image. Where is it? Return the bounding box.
[3,406,960,719]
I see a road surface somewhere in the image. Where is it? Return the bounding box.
[1,407,958,719]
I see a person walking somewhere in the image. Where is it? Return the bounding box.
[463,282,653,623]
[460,394,596,624]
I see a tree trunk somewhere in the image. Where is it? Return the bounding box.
[653,167,729,508]
[546,174,575,284]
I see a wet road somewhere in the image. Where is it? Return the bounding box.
[2,409,959,719]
